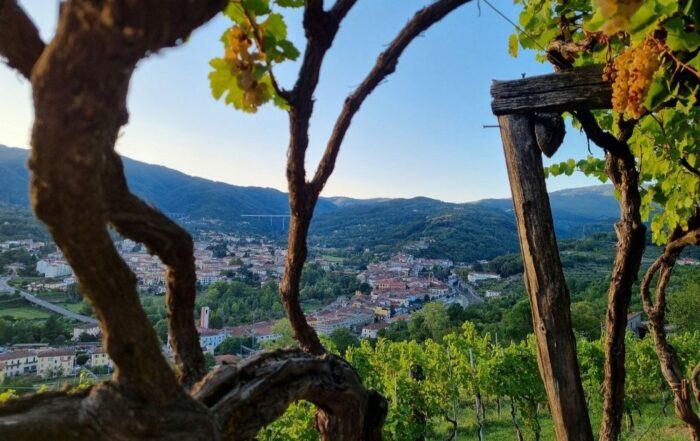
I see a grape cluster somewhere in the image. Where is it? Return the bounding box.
[593,0,643,35]
[609,39,662,119]
[225,25,270,111]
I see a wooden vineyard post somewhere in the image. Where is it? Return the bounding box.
[497,113,594,441]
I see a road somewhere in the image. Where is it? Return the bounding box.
[456,282,485,306]
[0,277,97,324]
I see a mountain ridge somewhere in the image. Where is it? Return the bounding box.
[0,145,618,251]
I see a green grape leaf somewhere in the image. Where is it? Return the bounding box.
[664,17,700,51]
[223,2,246,23]
[689,53,700,71]
[278,39,300,60]
[275,0,303,6]
[242,0,271,16]
[583,8,607,32]
[264,13,287,40]
[508,34,519,58]
[644,71,671,111]
[209,58,235,100]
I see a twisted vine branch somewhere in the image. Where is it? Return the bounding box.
[104,152,205,388]
[1,350,384,441]
[572,113,646,441]
[640,212,700,441]
[281,0,474,355]
[27,0,227,403]
[0,0,44,79]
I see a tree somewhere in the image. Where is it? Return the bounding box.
[640,218,700,439]
[571,301,602,340]
[501,299,533,341]
[667,281,700,333]
[40,314,64,344]
[414,302,451,342]
[210,0,475,355]
[216,336,255,355]
[328,328,359,355]
[76,352,90,367]
[204,353,216,371]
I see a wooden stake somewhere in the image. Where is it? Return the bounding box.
[497,113,594,441]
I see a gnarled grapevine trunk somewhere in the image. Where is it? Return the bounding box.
[599,150,646,441]
[641,215,700,441]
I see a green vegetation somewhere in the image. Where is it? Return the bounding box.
[310,198,521,263]
[0,306,50,321]
[260,323,700,440]
[0,248,40,278]
[140,263,360,344]
[0,313,70,346]
[0,203,48,242]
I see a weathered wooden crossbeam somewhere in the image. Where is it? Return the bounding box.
[491,64,611,115]
[491,65,609,441]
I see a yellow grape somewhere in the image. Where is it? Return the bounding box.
[611,39,662,119]
[592,0,643,35]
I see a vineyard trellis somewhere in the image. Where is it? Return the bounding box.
[491,59,699,440]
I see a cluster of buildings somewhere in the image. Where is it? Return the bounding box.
[32,235,290,293]
[190,253,460,354]
[0,323,114,383]
[0,239,45,253]
[358,253,453,283]
[25,277,76,293]
[0,345,112,383]
[36,256,73,278]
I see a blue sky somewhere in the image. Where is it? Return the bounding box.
[1,1,602,203]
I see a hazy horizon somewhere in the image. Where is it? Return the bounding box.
[0,143,609,205]
[1,1,604,204]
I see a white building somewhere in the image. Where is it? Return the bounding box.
[312,311,375,335]
[89,347,113,370]
[72,323,101,341]
[361,322,389,339]
[36,260,73,278]
[226,321,280,345]
[467,273,500,283]
[0,350,38,381]
[198,328,228,353]
[37,348,75,378]
[197,271,223,286]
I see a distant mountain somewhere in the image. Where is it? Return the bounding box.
[324,196,392,208]
[476,184,619,238]
[309,197,520,262]
[0,146,32,207]
[309,186,619,263]
[476,185,617,220]
[0,144,620,257]
[0,145,335,232]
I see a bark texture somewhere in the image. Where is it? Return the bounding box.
[29,0,226,403]
[0,0,45,78]
[280,0,473,354]
[1,350,385,441]
[497,113,593,441]
[597,150,646,441]
[640,213,700,441]
[574,112,645,441]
